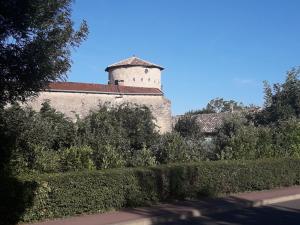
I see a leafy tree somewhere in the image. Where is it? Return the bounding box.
[0,0,88,106]
[206,98,245,113]
[174,114,202,139]
[214,115,274,160]
[186,98,249,116]
[255,68,300,124]
[115,104,159,150]
[153,132,190,164]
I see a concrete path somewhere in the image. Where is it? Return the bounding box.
[22,186,300,225]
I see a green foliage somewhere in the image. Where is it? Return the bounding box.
[30,145,60,173]
[174,114,202,138]
[274,119,300,157]
[214,115,300,160]
[0,102,77,174]
[93,144,126,169]
[60,146,95,172]
[130,145,157,167]
[9,158,300,223]
[0,0,88,105]
[206,98,245,113]
[153,132,190,164]
[115,104,159,150]
[187,98,249,115]
[255,68,300,124]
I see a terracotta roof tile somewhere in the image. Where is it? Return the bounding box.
[46,82,163,95]
[105,57,164,71]
[195,112,231,134]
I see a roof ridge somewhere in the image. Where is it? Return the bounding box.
[105,56,164,71]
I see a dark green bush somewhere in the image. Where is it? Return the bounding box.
[10,158,300,223]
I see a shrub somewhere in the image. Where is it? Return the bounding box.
[214,115,275,160]
[8,158,300,223]
[77,104,159,152]
[60,146,95,172]
[130,145,157,167]
[214,115,300,160]
[273,119,300,157]
[30,145,61,173]
[153,132,190,164]
[174,114,202,138]
[93,144,126,169]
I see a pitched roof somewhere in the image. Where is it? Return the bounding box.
[173,112,231,134]
[194,112,231,134]
[105,56,164,71]
[46,82,163,95]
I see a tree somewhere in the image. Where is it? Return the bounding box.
[174,114,202,138]
[186,98,247,115]
[254,68,300,124]
[206,98,245,113]
[0,0,88,106]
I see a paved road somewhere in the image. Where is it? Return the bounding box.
[159,199,300,225]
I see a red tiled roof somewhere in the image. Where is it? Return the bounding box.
[46,82,163,95]
[105,56,164,71]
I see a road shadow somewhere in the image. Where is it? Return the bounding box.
[155,203,300,225]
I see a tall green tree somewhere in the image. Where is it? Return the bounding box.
[255,68,300,124]
[0,0,88,106]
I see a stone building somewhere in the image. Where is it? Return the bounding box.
[26,57,172,133]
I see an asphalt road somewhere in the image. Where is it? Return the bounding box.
[159,199,300,225]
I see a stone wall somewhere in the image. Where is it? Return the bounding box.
[26,91,172,133]
[108,66,162,89]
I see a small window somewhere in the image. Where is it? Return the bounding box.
[145,68,148,74]
[133,78,135,82]
[141,78,143,82]
[148,78,150,82]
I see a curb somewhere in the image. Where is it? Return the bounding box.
[109,194,300,225]
[251,193,300,207]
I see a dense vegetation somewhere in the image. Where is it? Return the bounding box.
[0,1,299,219]
[213,68,300,160]
[1,68,300,176]
[0,0,88,106]
[3,158,300,223]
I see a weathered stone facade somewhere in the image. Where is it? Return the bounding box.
[26,57,172,133]
[27,91,172,133]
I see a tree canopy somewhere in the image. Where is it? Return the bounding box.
[0,0,88,106]
[254,68,300,124]
[186,98,247,115]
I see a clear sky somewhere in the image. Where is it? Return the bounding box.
[69,0,300,115]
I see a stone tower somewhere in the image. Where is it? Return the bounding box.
[105,56,164,90]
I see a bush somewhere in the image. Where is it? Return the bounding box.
[130,145,157,167]
[153,132,190,164]
[30,145,61,173]
[0,102,76,174]
[174,114,202,138]
[8,158,300,223]
[214,115,300,160]
[93,144,126,169]
[274,119,300,157]
[60,146,95,172]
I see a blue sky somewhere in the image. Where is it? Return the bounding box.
[69,0,300,115]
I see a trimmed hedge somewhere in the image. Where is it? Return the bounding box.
[3,158,300,224]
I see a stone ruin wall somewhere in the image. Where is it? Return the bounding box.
[26,91,172,134]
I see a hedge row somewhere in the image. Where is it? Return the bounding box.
[2,158,300,224]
